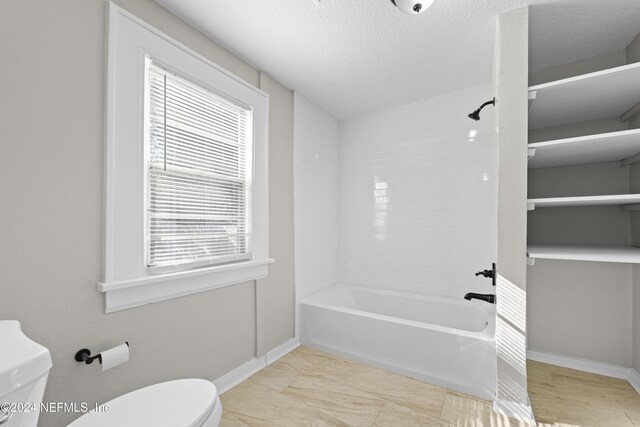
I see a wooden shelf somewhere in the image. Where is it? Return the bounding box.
[528,62,640,129]
[528,194,640,210]
[527,244,640,264]
[528,129,640,169]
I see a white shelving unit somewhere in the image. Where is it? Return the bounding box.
[527,245,640,264]
[529,62,640,129]
[528,129,640,169]
[527,62,640,265]
[527,194,640,210]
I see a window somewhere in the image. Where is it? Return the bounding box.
[145,62,252,270]
[100,4,272,313]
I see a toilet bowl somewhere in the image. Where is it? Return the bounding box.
[68,379,222,427]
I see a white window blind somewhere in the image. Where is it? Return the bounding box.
[146,61,253,270]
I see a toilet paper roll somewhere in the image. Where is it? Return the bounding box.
[100,343,129,372]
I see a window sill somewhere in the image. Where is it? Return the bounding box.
[99,258,275,313]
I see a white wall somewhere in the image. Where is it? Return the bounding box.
[294,94,339,301]
[493,7,531,420]
[338,84,497,297]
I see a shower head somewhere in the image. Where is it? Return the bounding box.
[468,98,495,121]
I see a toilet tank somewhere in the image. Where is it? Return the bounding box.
[0,321,52,427]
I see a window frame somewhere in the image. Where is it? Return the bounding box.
[101,3,272,313]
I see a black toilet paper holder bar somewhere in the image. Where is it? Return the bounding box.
[74,342,129,365]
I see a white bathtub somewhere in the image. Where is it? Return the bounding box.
[299,284,496,400]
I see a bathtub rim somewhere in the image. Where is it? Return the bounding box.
[299,283,496,340]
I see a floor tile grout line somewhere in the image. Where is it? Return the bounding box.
[437,391,448,421]
[368,400,386,427]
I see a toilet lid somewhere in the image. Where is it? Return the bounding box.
[68,379,217,427]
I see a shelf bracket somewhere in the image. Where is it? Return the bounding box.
[527,202,535,211]
[622,203,640,212]
[527,90,537,109]
[527,257,535,266]
[527,148,536,160]
[620,151,640,167]
[620,100,640,123]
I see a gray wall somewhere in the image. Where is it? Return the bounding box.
[257,72,295,354]
[527,33,640,368]
[527,161,634,366]
[630,163,640,372]
[629,30,640,373]
[627,32,640,63]
[528,259,633,366]
[529,117,629,143]
[0,1,294,425]
[528,162,632,246]
[634,264,640,371]
[529,50,627,86]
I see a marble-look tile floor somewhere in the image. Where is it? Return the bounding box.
[220,346,640,426]
[528,360,640,427]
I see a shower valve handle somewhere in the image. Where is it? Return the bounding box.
[475,270,493,278]
[474,263,497,286]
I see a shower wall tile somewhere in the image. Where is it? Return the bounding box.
[294,94,339,300]
[338,85,497,297]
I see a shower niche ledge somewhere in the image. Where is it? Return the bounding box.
[527,244,640,264]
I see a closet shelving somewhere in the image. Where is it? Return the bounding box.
[527,62,640,264]
[527,194,640,210]
[528,129,640,169]
[528,62,640,129]
[527,245,640,264]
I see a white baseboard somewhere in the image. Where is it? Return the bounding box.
[213,357,266,395]
[527,350,640,395]
[527,350,629,379]
[266,338,300,365]
[214,339,300,394]
[627,369,640,394]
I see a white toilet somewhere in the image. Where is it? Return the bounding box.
[0,321,52,427]
[68,379,222,427]
[0,321,222,427]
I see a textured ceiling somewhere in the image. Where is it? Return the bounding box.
[155,0,640,120]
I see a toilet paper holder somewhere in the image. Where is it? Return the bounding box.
[75,342,129,365]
